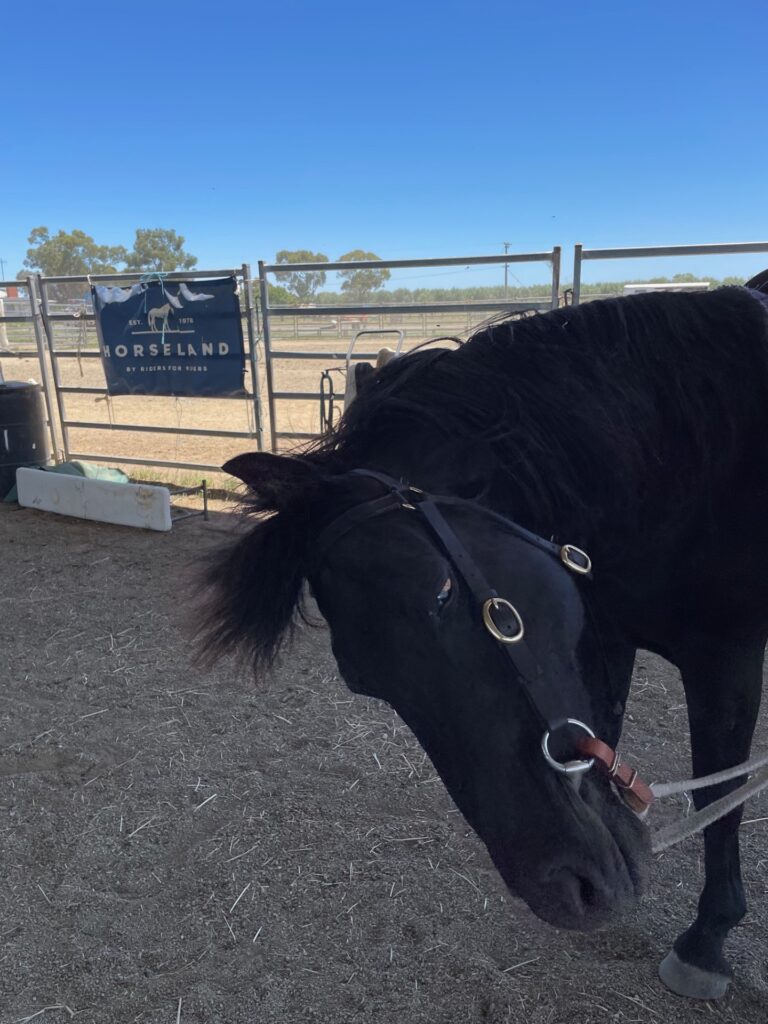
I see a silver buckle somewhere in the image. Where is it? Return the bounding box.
[560,544,592,575]
[481,597,524,644]
[541,719,595,775]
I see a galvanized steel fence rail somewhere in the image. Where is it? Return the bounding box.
[571,241,768,305]
[0,277,61,457]
[258,248,562,451]
[6,242,768,477]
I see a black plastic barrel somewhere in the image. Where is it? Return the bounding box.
[0,382,50,499]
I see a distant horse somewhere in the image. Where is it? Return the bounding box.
[198,286,768,999]
[147,303,173,332]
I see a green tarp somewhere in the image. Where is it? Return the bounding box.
[3,461,130,503]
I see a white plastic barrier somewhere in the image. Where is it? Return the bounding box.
[16,468,172,531]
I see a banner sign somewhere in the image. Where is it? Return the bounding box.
[92,277,245,396]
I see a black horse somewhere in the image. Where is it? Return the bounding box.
[198,285,768,999]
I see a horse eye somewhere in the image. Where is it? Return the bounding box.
[436,577,453,610]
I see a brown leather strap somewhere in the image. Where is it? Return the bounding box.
[577,737,655,815]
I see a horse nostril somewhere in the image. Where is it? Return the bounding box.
[538,864,618,916]
[578,874,598,909]
[560,868,608,913]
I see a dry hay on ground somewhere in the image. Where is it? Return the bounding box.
[1,504,767,1023]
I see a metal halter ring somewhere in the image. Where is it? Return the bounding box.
[481,597,524,644]
[560,544,592,575]
[541,719,596,775]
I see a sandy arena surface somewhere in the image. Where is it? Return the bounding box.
[1,503,768,1023]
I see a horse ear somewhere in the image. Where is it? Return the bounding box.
[354,362,376,393]
[353,348,396,395]
[222,452,319,510]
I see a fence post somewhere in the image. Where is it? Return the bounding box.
[28,276,62,461]
[242,264,264,451]
[36,275,71,460]
[572,244,583,305]
[0,294,8,350]
[257,261,277,452]
[550,246,561,308]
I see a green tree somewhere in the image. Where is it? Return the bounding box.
[124,228,197,272]
[274,249,329,301]
[267,283,297,306]
[20,226,128,277]
[337,250,391,301]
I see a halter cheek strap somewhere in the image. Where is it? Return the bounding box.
[413,496,588,734]
[314,470,616,772]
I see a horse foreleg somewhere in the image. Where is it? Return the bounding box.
[659,635,764,999]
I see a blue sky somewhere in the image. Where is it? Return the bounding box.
[2,0,767,288]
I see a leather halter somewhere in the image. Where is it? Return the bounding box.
[313,469,655,815]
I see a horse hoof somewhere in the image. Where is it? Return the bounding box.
[658,950,731,1000]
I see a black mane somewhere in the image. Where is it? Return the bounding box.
[200,287,768,671]
[311,288,768,547]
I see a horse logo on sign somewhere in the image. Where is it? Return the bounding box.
[147,303,175,333]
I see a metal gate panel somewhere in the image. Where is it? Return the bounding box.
[0,277,60,458]
[259,248,562,450]
[38,265,264,474]
[572,241,768,305]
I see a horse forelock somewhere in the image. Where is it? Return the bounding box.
[196,499,314,676]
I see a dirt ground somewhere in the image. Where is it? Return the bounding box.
[1,503,767,1024]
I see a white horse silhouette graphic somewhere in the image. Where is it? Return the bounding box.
[147,303,174,333]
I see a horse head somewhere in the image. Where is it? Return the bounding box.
[199,451,649,932]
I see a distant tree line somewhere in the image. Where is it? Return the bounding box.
[14,225,199,300]
[268,256,747,306]
[15,232,748,306]
[19,226,198,277]
[271,249,391,304]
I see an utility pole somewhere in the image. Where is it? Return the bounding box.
[503,242,510,300]
[0,259,7,349]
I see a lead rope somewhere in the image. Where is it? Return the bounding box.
[651,749,768,799]
[573,606,768,850]
[578,738,768,852]
[649,752,768,853]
